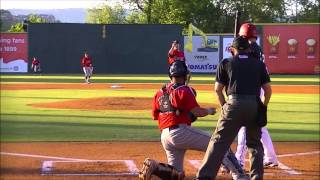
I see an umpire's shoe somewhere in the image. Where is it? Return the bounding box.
[139,158,159,180]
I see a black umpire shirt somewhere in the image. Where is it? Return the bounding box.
[216,53,270,96]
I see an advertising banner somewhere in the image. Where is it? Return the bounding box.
[222,36,234,59]
[263,24,319,74]
[0,33,28,73]
[184,36,219,73]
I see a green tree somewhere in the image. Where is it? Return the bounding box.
[8,14,47,32]
[125,0,288,33]
[287,0,320,22]
[126,11,147,23]
[86,4,127,24]
[8,23,24,32]
[28,14,47,23]
[124,0,154,23]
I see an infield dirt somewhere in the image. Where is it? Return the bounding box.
[1,142,319,180]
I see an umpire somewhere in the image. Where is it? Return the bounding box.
[196,36,272,180]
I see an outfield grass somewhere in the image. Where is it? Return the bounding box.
[0,74,319,142]
[1,74,319,85]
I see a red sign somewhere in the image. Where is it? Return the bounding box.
[0,33,28,72]
[263,24,319,74]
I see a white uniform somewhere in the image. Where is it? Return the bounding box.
[235,89,278,167]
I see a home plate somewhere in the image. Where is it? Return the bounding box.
[41,160,138,176]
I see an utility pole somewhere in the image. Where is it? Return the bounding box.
[295,0,298,22]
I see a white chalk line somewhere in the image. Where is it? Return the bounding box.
[275,150,319,175]
[42,173,137,176]
[124,160,139,174]
[0,152,89,161]
[2,150,319,176]
[0,152,138,176]
[41,160,139,176]
[188,159,297,176]
[188,150,320,176]
[277,150,320,158]
[278,162,301,175]
[41,160,138,176]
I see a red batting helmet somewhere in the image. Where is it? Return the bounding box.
[239,23,257,38]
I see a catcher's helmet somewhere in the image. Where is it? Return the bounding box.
[232,36,250,50]
[239,23,257,38]
[169,61,188,77]
[172,40,180,44]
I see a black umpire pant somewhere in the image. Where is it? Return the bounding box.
[196,95,264,180]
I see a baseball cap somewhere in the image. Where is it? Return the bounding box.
[232,36,250,50]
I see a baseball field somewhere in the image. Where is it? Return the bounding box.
[0,74,319,180]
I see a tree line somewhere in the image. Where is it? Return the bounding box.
[4,0,319,33]
[86,0,319,33]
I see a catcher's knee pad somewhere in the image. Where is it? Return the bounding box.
[154,163,184,180]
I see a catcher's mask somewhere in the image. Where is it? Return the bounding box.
[231,36,250,51]
[172,40,180,44]
[169,61,188,78]
[239,23,257,39]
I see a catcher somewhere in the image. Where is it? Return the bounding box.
[139,61,248,180]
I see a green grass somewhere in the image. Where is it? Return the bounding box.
[1,74,319,85]
[0,74,319,142]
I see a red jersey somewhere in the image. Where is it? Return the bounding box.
[32,59,40,65]
[81,57,92,67]
[152,83,199,130]
[168,49,185,65]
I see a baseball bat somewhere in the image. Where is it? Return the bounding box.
[234,10,241,38]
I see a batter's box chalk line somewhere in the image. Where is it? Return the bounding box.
[0,152,139,176]
[188,150,320,176]
[41,160,139,176]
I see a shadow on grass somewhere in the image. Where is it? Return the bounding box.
[1,118,318,138]
[1,78,318,85]
[1,113,150,121]
[2,95,79,100]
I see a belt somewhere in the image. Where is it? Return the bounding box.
[228,94,257,100]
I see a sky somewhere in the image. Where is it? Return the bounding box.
[1,0,122,9]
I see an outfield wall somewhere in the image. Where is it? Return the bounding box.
[0,33,28,73]
[2,23,319,74]
[28,23,183,74]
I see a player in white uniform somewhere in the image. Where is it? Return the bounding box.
[235,23,279,168]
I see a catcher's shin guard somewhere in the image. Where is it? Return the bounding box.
[222,149,247,178]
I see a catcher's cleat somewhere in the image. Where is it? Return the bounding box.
[139,158,159,180]
[231,173,250,180]
[219,165,230,175]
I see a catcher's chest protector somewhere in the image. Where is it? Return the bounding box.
[158,83,184,113]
